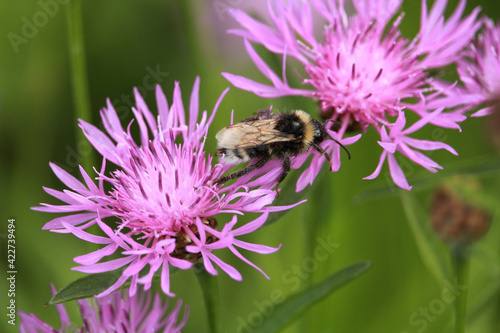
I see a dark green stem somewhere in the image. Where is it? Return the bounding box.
[492,293,500,333]
[66,0,94,172]
[301,171,332,332]
[304,174,331,285]
[195,264,220,333]
[452,244,469,333]
[177,0,205,74]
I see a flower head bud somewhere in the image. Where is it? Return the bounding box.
[431,178,491,245]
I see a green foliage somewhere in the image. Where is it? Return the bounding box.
[48,271,122,304]
[255,262,371,333]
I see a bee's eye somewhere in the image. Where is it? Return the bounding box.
[292,121,300,129]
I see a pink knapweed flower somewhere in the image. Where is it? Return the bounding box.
[365,108,458,189]
[223,0,481,190]
[34,78,299,297]
[19,286,188,333]
[453,18,500,117]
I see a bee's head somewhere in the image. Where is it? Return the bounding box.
[293,110,328,144]
[311,118,327,144]
[289,110,319,143]
[294,110,350,159]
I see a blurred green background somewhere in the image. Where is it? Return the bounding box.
[1,1,500,332]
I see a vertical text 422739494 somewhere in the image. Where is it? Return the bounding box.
[6,218,17,326]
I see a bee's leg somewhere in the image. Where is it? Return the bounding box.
[254,108,272,119]
[274,153,291,197]
[276,154,291,185]
[215,155,271,185]
[240,109,272,123]
[311,142,333,170]
[240,115,260,122]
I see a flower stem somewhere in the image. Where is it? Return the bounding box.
[451,244,469,333]
[195,264,220,333]
[66,0,94,172]
[303,173,331,285]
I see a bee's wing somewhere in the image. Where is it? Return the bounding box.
[216,118,295,149]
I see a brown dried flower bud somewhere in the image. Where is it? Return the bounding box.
[431,183,491,245]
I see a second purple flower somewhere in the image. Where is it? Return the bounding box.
[223,0,482,190]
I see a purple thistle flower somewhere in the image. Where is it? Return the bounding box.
[34,78,300,297]
[453,18,500,117]
[19,286,188,333]
[222,0,481,190]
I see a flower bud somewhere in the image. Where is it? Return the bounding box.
[431,180,491,245]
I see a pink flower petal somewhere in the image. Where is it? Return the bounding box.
[387,153,412,190]
[364,151,387,180]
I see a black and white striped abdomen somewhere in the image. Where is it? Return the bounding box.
[217,147,251,165]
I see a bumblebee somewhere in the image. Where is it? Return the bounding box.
[215,109,350,188]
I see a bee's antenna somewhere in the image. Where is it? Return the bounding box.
[325,119,342,132]
[323,120,351,159]
[326,134,351,160]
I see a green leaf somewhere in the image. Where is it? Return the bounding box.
[255,261,372,333]
[48,271,122,304]
[400,191,450,285]
[467,279,500,326]
[48,267,180,304]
